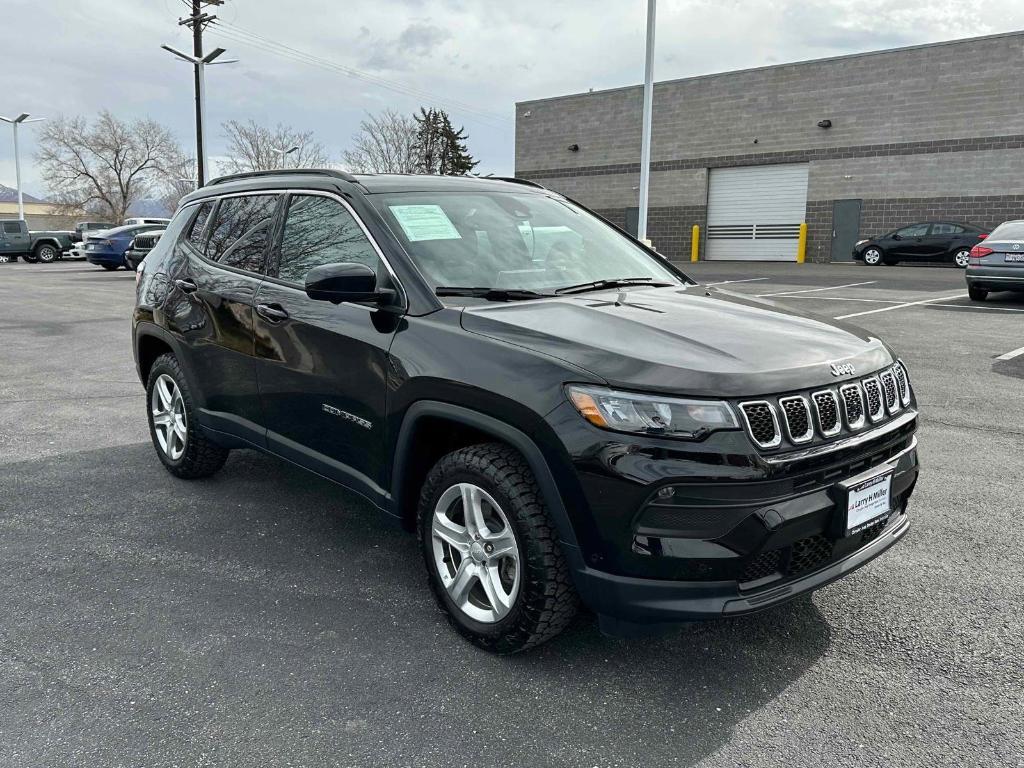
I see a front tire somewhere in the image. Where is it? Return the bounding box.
[34,243,59,264]
[953,248,971,268]
[146,353,229,479]
[862,247,884,266]
[100,263,119,271]
[418,443,579,653]
[968,286,988,302]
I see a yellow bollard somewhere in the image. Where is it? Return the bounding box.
[796,223,808,264]
[691,225,700,262]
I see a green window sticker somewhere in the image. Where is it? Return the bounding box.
[389,204,462,242]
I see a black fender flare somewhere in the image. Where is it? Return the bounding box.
[132,322,205,403]
[391,400,580,550]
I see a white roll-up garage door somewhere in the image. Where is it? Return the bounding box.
[705,164,809,261]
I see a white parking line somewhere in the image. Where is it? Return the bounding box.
[834,293,967,320]
[756,281,876,297]
[704,277,770,286]
[996,344,1024,360]
[779,295,903,304]
[931,303,1024,314]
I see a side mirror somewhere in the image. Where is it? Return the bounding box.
[891,234,901,241]
[304,262,395,305]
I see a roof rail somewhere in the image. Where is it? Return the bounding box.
[488,176,546,190]
[205,168,361,187]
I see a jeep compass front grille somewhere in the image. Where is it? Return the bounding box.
[779,396,813,443]
[739,402,780,449]
[738,364,913,451]
[812,391,841,436]
[880,370,900,414]
[839,383,865,429]
[862,378,884,421]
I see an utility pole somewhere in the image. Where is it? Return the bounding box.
[637,0,656,244]
[176,0,224,185]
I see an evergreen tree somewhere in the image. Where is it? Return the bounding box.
[413,107,478,175]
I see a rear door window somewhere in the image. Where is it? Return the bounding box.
[930,223,962,235]
[205,194,279,274]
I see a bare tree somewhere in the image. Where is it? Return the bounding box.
[218,120,329,175]
[36,111,179,221]
[155,148,198,215]
[341,109,419,174]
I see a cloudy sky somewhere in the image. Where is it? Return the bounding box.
[3,0,1023,197]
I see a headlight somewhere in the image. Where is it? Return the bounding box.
[566,385,739,439]
[855,239,869,247]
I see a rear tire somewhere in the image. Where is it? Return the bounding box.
[34,243,59,264]
[417,443,579,653]
[968,286,988,302]
[146,353,229,479]
[101,263,119,271]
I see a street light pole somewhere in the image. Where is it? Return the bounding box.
[270,145,299,169]
[161,45,236,186]
[637,0,656,244]
[0,113,45,221]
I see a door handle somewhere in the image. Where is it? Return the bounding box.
[256,303,289,322]
[174,278,198,294]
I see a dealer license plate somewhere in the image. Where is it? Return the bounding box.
[844,471,892,536]
[1004,253,1024,263]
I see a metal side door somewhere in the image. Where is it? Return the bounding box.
[253,191,401,506]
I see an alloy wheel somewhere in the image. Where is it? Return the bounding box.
[430,482,521,623]
[151,373,187,461]
[863,248,882,265]
[37,245,57,263]
[954,249,971,268]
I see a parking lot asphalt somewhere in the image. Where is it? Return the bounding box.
[1,260,1022,768]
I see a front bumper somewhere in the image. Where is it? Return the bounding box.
[580,510,909,632]
[966,266,1024,292]
[546,397,919,628]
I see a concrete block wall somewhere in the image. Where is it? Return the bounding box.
[515,32,1024,263]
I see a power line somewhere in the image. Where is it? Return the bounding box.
[206,21,512,129]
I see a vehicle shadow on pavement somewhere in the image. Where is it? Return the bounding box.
[0,442,832,767]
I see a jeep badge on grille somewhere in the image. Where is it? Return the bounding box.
[830,361,856,376]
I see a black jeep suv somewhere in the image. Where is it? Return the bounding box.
[133,170,919,653]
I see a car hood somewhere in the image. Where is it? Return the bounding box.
[459,285,894,397]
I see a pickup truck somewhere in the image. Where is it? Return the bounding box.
[0,219,75,264]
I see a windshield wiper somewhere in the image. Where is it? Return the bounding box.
[435,286,552,301]
[554,277,676,295]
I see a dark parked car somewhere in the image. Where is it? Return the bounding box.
[86,223,166,270]
[124,229,165,271]
[853,222,988,267]
[133,170,919,652]
[966,219,1024,301]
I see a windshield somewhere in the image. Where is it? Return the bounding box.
[372,191,684,294]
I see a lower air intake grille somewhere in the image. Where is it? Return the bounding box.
[787,534,834,576]
[740,549,782,584]
[740,402,779,448]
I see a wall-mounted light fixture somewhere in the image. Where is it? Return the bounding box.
[568,143,580,152]
[817,119,833,129]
